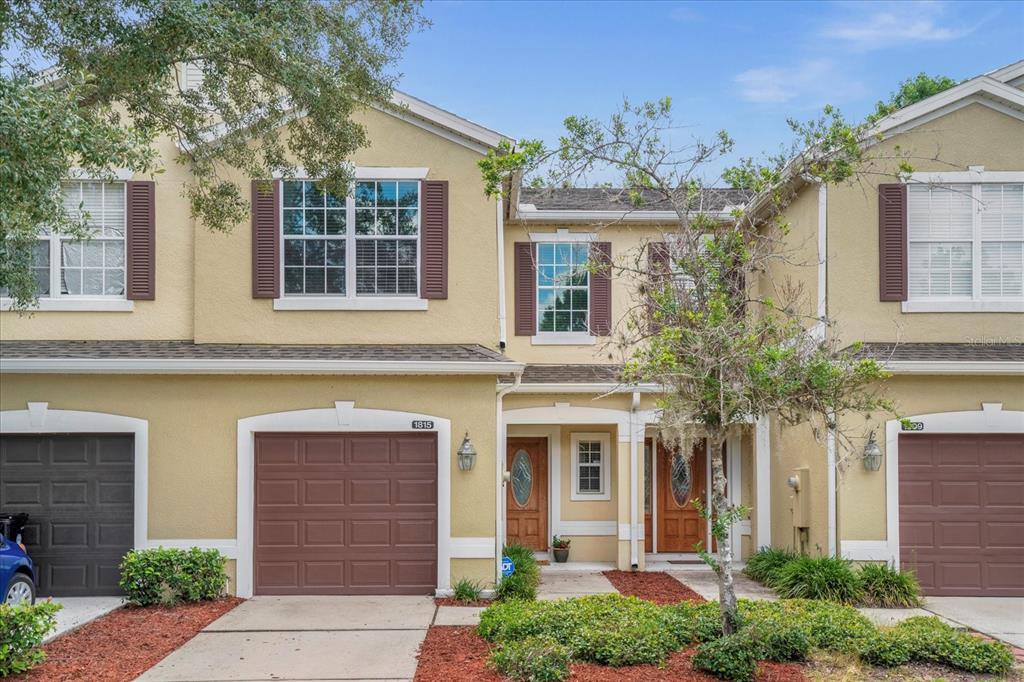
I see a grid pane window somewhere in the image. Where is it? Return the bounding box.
[354,181,419,296]
[283,180,347,295]
[537,242,589,332]
[60,181,125,296]
[908,183,1024,301]
[577,440,603,494]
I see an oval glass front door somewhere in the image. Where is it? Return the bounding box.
[511,449,533,507]
[671,454,692,507]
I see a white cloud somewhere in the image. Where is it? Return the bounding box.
[734,60,836,104]
[822,2,974,50]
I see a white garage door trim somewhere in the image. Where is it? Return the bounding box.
[851,403,1024,565]
[0,404,149,553]
[236,402,453,598]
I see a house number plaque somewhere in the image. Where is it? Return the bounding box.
[901,421,924,431]
[411,420,434,429]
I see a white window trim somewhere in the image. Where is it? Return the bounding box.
[529,228,596,242]
[531,332,596,346]
[276,176,427,310]
[531,237,595,344]
[570,431,611,501]
[904,176,1024,312]
[0,297,134,312]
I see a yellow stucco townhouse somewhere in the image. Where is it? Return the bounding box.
[1,60,1022,600]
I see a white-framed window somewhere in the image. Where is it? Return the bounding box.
[570,432,611,501]
[277,178,424,310]
[906,182,1023,312]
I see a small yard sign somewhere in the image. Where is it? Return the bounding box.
[501,556,515,577]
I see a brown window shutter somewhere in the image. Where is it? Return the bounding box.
[421,180,448,299]
[514,242,536,335]
[878,183,908,301]
[251,179,280,298]
[590,241,612,336]
[125,180,156,300]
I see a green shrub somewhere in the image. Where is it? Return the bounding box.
[740,599,874,653]
[772,555,863,604]
[119,547,228,606]
[878,616,1015,675]
[743,547,797,587]
[692,631,759,682]
[489,635,570,682]
[496,543,540,601]
[859,631,913,667]
[0,601,62,676]
[751,624,812,662]
[662,600,723,643]
[452,577,483,603]
[944,632,1014,675]
[857,563,921,608]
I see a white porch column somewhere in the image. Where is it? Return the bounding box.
[629,390,641,568]
[754,416,772,549]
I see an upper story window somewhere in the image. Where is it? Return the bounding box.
[537,242,589,333]
[908,183,1023,302]
[281,179,420,300]
[22,180,127,300]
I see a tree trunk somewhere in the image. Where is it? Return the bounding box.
[708,435,739,634]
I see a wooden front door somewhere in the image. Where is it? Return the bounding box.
[506,437,548,551]
[657,441,707,552]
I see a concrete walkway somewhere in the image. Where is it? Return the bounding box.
[538,565,617,600]
[924,597,1024,648]
[138,596,436,682]
[47,596,123,641]
[666,569,777,601]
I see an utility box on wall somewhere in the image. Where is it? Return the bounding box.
[788,467,811,529]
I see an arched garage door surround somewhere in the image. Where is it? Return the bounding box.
[236,402,452,598]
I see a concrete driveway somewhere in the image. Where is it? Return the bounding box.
[924,597,1024,648]
[137,595,436,682]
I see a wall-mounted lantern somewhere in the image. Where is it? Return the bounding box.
[863,431,882,472]
[457,432,477,471]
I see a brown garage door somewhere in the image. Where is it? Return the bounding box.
[0,434,134,596]
[899,433,1024,596]
[254,432,437,595]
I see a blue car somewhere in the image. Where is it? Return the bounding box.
[1,530,36,605]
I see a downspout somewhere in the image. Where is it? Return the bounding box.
[494,372,521,584]
[496,197,508,349]
[629,389,640,569]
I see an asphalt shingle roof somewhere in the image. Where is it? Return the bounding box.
[518,364,624,384]
[519,187,751,213]
[0,340,513,363]
[849,342,1024,363]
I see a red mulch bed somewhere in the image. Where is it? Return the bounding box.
[603,569,705,605]
[414,625,805,681]
[16,597,243,682]
[434,597,492,607]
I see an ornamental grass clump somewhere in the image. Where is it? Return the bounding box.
[857,563,921,608]
[452,578,484,603]
[772,555,863,604]
[496,543,540,601]
[743,547,798,587]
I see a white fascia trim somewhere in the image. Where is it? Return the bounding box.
[0,359,525,375]
[271,166,430,180]
[235,402,453,598]
[1,298,135,312]
[449,537,497,559]
[906,170,1024,184]
[68,167,134,181]
[528,228,596,242]
[389,90,512,150]
[503,404,630,433]
[557,521,617,536]
[517,208,735,223]
[901,299,1024,313]
[882,361,1024,375]
[570,431,612,501]
[504,382,661,394]
[882,403,1024,568]
[146,539,238,559]
[273,297,428,311]
[868,77,1024,139]
[0,406,149,555]
[531,333,597,346]
[987,60,1024,84]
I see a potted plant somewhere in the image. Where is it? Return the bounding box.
[551,535,570,563]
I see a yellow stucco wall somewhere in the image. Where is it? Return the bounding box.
[0,373,498,588]
[826,103,1024,346]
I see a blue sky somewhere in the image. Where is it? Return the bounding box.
[395,0,1023,182]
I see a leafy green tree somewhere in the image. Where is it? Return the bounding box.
[480,97,909,633]
[868,72,959,123]
[1,0,425,308]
